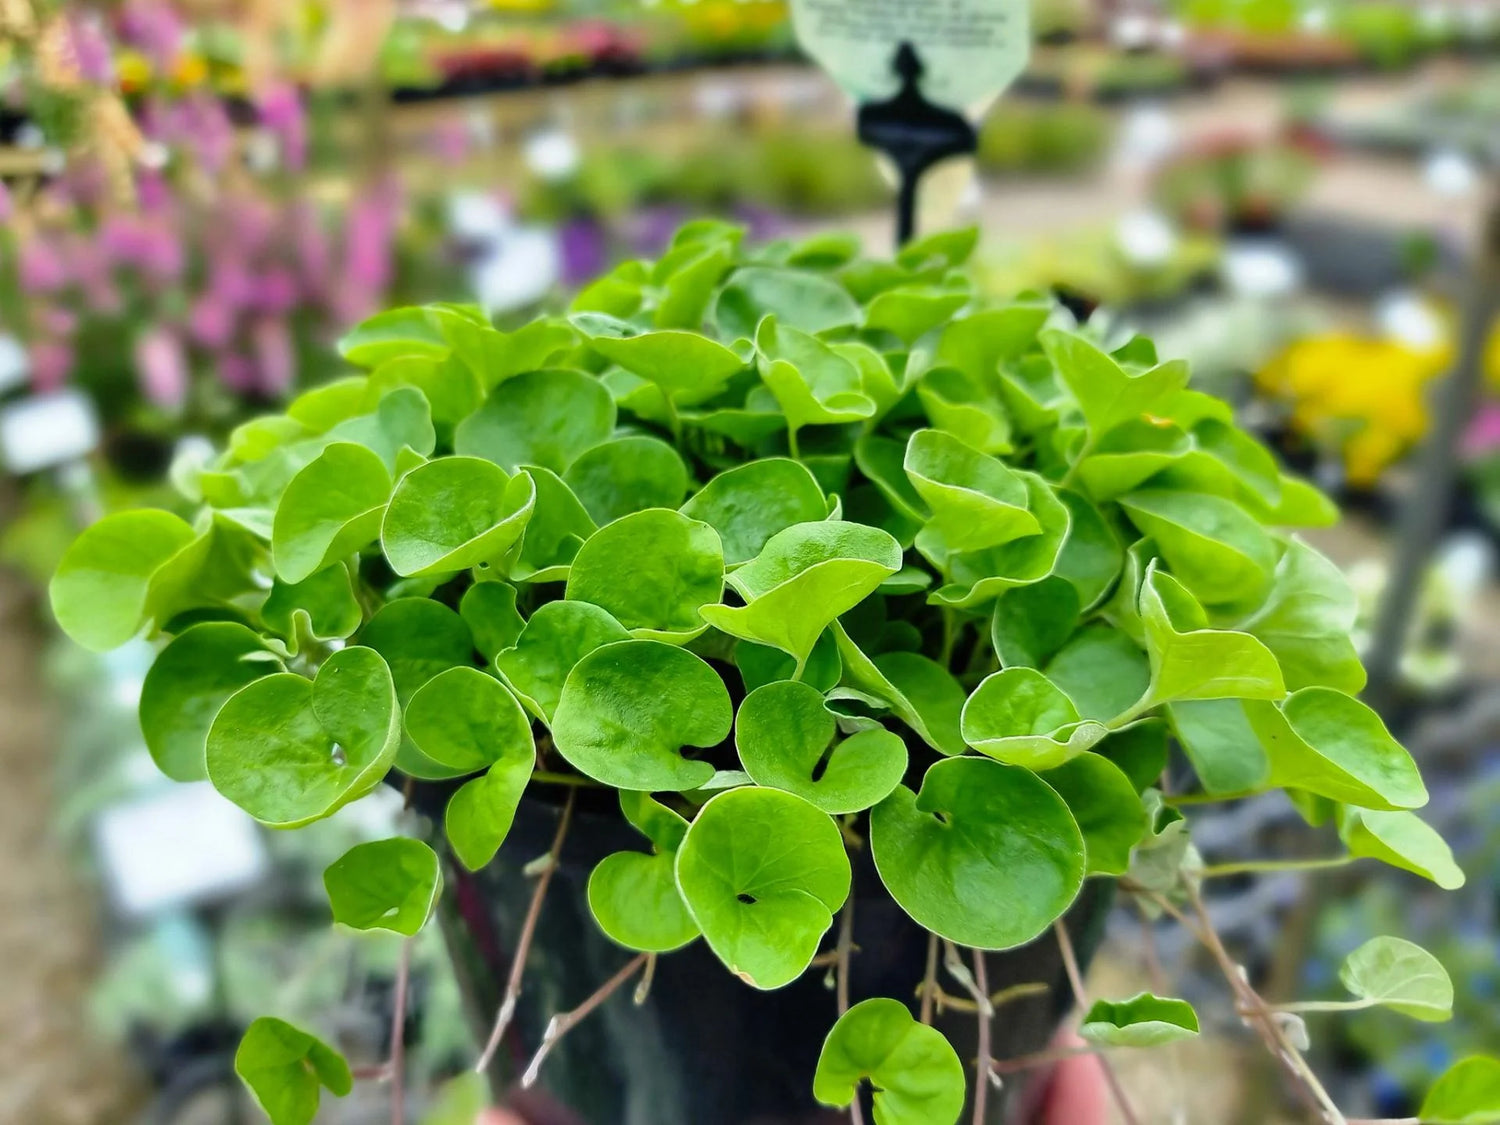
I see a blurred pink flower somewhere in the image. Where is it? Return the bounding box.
[120,0,183,72]
[67,14,114,85]
[218,352,257,393]
[135,327,188,410]
[0,180,11,224]
[18,240,68,292]
[251,317,295,395]
[37,306,78,337]
[251,268,299,314]
[257,82,307,171]
[293,201,332,295]
[1463,403,1500,458]
[343,184,401,293]
[188,294,236,349]
[28,340,74,392]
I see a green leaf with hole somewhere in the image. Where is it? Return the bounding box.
[459,582,525,661]
[714,266,862,338]
[680,459,829,566]
[1079,994,1200,1047]
[736,680,907,814]
[588,792,699,953]
[991,577,1080,669]
[234,1017,351,1125]
[323,838,441,936]
[206,646,400,827]
[904,429,1039,552]
[1237,538,1366,693]
[495,601,630,722]
[453,368,615,472]
[509,465,597,583]
[812,997,966,1125]
[870,757,1085,949]
[262,564,362,652]
[140,622,280,782]
[1120,490,1275,607]
[1253,688,1427,811]
[566,509,724,641]
[1138,565,1285,708]
[1339,809,1465,889]
[755,315,877,435]
[961,667,1107,769]
[271,441,395,584]
[563,435,689,525]
[1042,329,1189,436]
[575,315,746,406]
[675,786,850,989]
[50,509,198,651]
[1421,1057,1500,1123]
[701,522,901,669]
[552,640,733,791]
[1041,754,1149,876]
[1337,936,1453,1022]
[382,457,536,578]
[927,473,1070,609]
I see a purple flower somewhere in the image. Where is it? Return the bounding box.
[1463,403,1500,458]
[28,340,74,392]
[0,180,11,225]
[18,240,68,292]
[256,82,307,171]
[188,294,236,349]
[250,318,295,395]
[558,217,607,288]
[343,184,401,294]
[217,352,256,393]
[120,0,184,72]
[67,14,114,85]
[250,268,300,315]
[135,327,188,410]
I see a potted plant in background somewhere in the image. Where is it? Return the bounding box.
[49,220,1494,1124]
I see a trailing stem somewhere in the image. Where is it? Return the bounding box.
[1053,921,1142,1125]
[971,949,992,1125]
[520,953,648,1089]
[390,938,412,1125]
[1200,855,1355,879]
[919,931,939,1025]
[837,901,866,1125]
[473,789,577,1076]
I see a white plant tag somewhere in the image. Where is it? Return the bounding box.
[0,389,101,474]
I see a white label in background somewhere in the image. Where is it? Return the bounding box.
[0,335,28,394]
[0,389,101,474]
[789,0,1029,115]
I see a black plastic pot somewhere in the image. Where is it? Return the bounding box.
[416,789,1113,1125]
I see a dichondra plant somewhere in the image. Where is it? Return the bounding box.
[50,221,1495,1124]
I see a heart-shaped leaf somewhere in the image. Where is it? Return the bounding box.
[904,429,1039,551]
[1074,419,1192,502]
[262,564,362,652]
[991,577,1080,669]
[935,304,1049,385]
[323,838,441,936]
[1237,538,1366,693]
[812,998,966,1125]
[1054,489,1124,611]
[1420,1056,1500,1124]
[927,473,1071,610]
[701,522,902,670]
[680,459,829,566]
[458,582,526,661]
[1339,809,1465,889]
[566,509,724,641]
[870,757,1085,949]
[588,792,699,953]
[714,266,862,338]
[1044,626,1151,723]
[382,457,536,577]
[1120,490,1275,607]
[272,443,393,583]
[495,601,630,722]
[1338,936,1453,1022]
[675,786,850,989]
[563,435,689,525]
[140,622,281,782]
[915,365,1014,456]
[234,1017,351,1125]
[872,652,967,757]
[1253,688,1426,811]
[50,509,198,651]
[961,668,1107,770]
[1167,699,1272,794]
[1042,329,1189,436]
[509,465,597,583]
[552,640,733,791]
[1041,754,1149,876]
[575,315,746,405]
[1139,565,1285,708]
[865,287,968,346]
[736,680,907,814]
[1079,994,1200,1047]
[736,629,843,695]
[754,315,878,437]
[206,646,400,827]
[453,368,615,472]
[405,666,534,776]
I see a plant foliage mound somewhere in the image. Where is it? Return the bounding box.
[50,220,1485,1124]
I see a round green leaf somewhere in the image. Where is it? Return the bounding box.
[140,622,281,782]
[736,681,907,814]
[1120,489,1275,607]
[1040,755,1149,876]
[509,465,596,582]
[565,509,724,641]
[904,428,1039,551]
[563,435,689,526]
[495,600,630,722]
[870,757,1085,949]
[700,521,902,668]
[927,473,1071,610]
[675,786,851,989]
[576,317,745,405]
[262,564,362,651]
[50,509,198,651]
[459,581,525,661]
[272,443,393,584]
[445,751,535,871]
[812,997,966,1125]
[1339,936,1453,1022]
[872,652,967,757]
[552,640,733,791]
[587,793,699,953]
[235,1017,351,1125]
[916,365,1013,456]
[1339,809,1465,889]
[453,368,615,472]
[1041,328,1188,436]
[206,646,400,827]
[991,576,1081,669]
[679,459,829,566]
[714,265,862,338]
[382,457,536,577]
[1421,1057,1500,1124]
[961,667,1106,770]
[1238,538,1366,694]
[866,287,968,346]
[754,316,877,432]
[1054,489,1124,611]
[405,666,534,775]
[338,306,447,367]
[1074,420,1192,502]
[1044,625,1151,723]
[1079,993,1200,1047]
[323,838,441,936]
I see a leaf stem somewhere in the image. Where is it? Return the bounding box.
[1059,434,1097,489]
[390,938,411,1125]
[1054,921,1141,1125]
[633,952,657,1006]
[836,896,856,1016]
[1269,998,1379,1015]
[1201,854,1355,879]
[520,953,648,1088]
[971,949,991,1125]
[787,425,801,461]
[919,931,939,1025]
[988,1043,1099,1076]
[474,789,576,1076]
[1163,787,1264,807]
[529,770,605,789]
